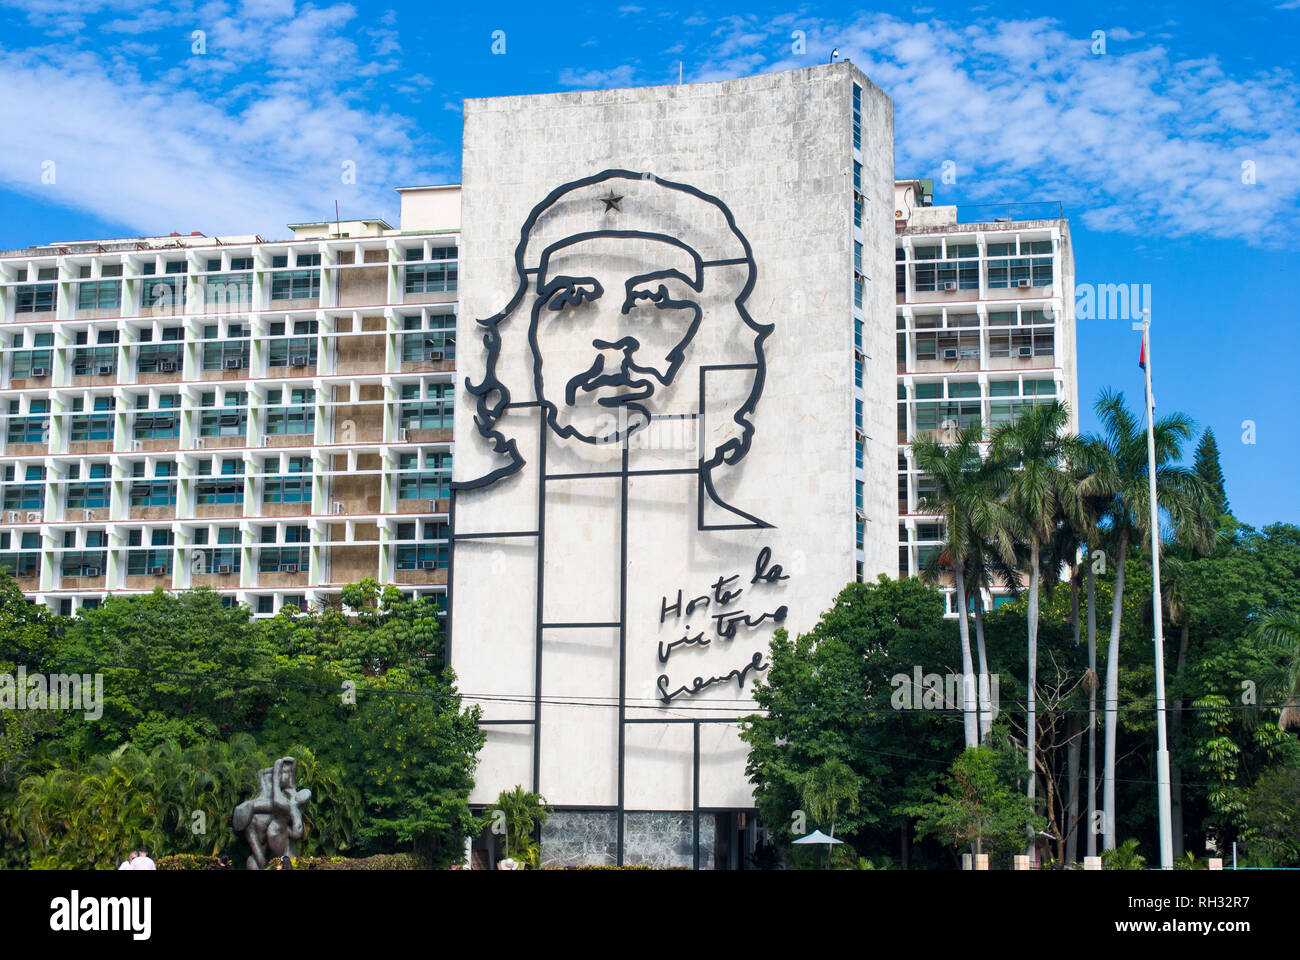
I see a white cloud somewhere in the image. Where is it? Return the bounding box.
[558,64,640,89]
[689,13,1300,243]
[0,38,449,239]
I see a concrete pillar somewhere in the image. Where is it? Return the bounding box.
[974,853,989,870]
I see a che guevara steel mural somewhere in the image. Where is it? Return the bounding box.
[451,169,790,708]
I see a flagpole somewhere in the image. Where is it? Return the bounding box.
[1139,307,1174,869]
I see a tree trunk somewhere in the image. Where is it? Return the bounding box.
[1103,531,1129,851]
[1027,537,1040,844]
[1087,558,1098,859]
[1066,712,1081,865]
[1170,619,1190,859]
[975,591,992,741]
[955,566,978,748]
[1070,565,1081,647]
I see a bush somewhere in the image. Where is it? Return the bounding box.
[270,854,423,870]
[156,854,224,870]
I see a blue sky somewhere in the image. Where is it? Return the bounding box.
[0,0,1296,527]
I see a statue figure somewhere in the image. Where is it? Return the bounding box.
[232,757,312,870]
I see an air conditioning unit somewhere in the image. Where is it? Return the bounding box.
[150,565,167,576]
[194,437,205,448]
[158,360,176,373]
[224,358,243,370]
[1017,346,1034,357]
[25,511,40,522]
[942,281,958,291]
[30,367,49,378]
[217,563,233,574]
[942,348,959,360]
[84,567,101,578]
[281,563,299,574]
[1016,278,1032,288]
[331,501,344,514]
[426,350,443,362]
[96,365,113,376]
[421,560,436,570]
[398,428,409,442]
[290,355,308,367]
[132,440,143,451]
[429,499,441,513]
[6,511,19,523]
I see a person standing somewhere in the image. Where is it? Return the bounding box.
[130,847,156,870]
[118,851,138,870]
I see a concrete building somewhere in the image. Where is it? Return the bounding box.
[0,188,460,616]
[893,179,1078,613]
[450,62,895,868]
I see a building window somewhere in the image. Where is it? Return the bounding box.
[71,330,119,376]
[66,463,109,510]
[9,332,54,378]
[77,280,121,311]
[267,320,319,367]
[6,399,48,443]
[133,394,181,440]
[397,452,451,500]
[852,84,862,151]
[2,465,45,511]
[265,389,315,436]
[263,457,312,503]
[395,521,449,570]
[270,270,320,301]
[202,324,250,370]
[126,528,174,576]
[69,396,116,442]
[399,382,453,430]
[204,274,253,310]
[200,392,248,437]
[192,526,241,573]
[16,283,56,313]
[195,458,245,505]
[136,327,184,373]
[129,461,177,507]
[0,531,41,577]
[404,249,458,294]
[401,313,456,362]
[258,524,310,573]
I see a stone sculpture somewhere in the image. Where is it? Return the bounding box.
[232,756,312,870]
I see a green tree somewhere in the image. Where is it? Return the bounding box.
[480,785,553,868]
[1253,610,1300,730]
[1193,427,1229,519]
[913,424,1014,747]
[991,399,1080,828]
[899,745,1045,865]
[742,577,960,868]
[1085,388,1210,850]
[799,758,861,866]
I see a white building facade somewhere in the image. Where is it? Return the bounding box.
[0,193,460,616]
[894,180,1078,613]
[450,63,896,867]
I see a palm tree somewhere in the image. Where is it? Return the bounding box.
[990,399,1080,831]
[1085,388,1209,850]
[799,758,861,867]
[1056,440,1111,859]
[1254,610,1300,730]
[913,424,1014,747]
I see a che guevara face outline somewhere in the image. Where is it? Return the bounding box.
[527,231,707,445]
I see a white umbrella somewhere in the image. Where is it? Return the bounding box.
[793,829,843,869]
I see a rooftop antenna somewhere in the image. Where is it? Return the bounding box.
[334,200,341,238]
